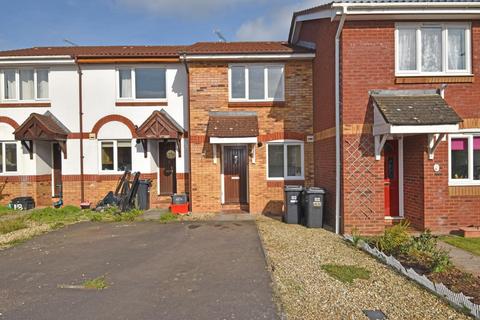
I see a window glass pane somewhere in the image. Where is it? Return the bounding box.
[135,68,166,99]
[421,27,442,72]
[0,144,3,173]
[451,138,468,179]
[36,69,49,99]
[117,140,132,172]
[248,67,265,100]
[448,28,466,70]
[5,143,17,172]
[4,69,16,99]
[267,67,284,99]
[268,145,284,178]
[398,28,417,71]
[101,142,114,171]
[474,137,480,180]
[231,66,245,99]
[20,69,34,100]
[287,145,302,177]
[119,69,132,98]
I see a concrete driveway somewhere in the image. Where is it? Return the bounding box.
[0,221,278,320]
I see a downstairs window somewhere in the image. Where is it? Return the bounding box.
[0,142,18,173]
[267,141,304,179]
[100,140,132,172]
[449,134,480,185]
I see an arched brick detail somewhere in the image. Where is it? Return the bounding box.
[0,116,20,130]
[91,115,137,138]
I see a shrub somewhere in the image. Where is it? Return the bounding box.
[410,230,437,252]
[375,221,411,255]
[406,230,452,273]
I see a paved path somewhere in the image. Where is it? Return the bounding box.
[0,221,278,320]
[438,241,480,277]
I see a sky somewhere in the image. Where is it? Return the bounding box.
[0,0,323,50]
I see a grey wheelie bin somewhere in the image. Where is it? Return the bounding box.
[283,185,303,224]
[136,179,151,210]
[302,187,326,228]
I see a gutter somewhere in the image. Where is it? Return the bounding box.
[73,56,85,203]
[180,52,193,212]
[334,7,347,235]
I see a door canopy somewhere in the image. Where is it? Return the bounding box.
[14,111,70,159]
[371,89,463,160]
[136,110,185,157]
[207,111,259,144]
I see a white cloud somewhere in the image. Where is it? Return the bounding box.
[115,0,260,16]
[236,0,323,41]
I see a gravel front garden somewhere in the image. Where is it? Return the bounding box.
[256,215,469,320]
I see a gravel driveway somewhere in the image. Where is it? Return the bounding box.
[0,221,278,320]
[256,216,469,320]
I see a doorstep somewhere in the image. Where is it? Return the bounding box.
[384,216,404,226]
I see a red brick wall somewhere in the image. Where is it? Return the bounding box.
[188,61,314,214]
[298,19,338,227]
[339,20,480,233]
[0,175,52,207]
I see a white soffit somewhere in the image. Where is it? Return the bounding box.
[210,137,257,144]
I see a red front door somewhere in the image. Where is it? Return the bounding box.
[384,140,399,216]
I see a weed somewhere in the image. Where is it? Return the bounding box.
[159,212,178,223]
[321,264,371,284]
[351,227,361,246]
[0,217,27,234]
[82,276,108,290]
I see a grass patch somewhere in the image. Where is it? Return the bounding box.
[28,206,84,224]
[441,236,480,256]
[0,206,15,217]
[321,264,371,284]
[82,276,108,290]
[0,217,27,234]
[159,212,178,223]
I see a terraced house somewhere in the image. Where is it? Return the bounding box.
[1,0,480,235]
[0,43,315,216]
[290,0,480,234]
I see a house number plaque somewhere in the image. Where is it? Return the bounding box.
[166,150,176,159]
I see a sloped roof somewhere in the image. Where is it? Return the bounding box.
[14,111,70,141]
[207,112,259,138]
[371,90,462,126]
[136,110,184,140]
[0,45,187,58]
[187,42,313,55]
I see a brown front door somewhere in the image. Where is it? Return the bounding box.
[223,146,248,204]
[52,143,62,197]
[384,140,399,216]
[159,142,177,195]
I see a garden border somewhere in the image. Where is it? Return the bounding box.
[344,235,480,319]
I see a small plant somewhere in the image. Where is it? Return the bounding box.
[82,276,108,290]
[410,230,437,252]
[375,220,411,255]
[321,264,371,284]
[351,227,362,246]
[159,212,178,223]
[0,217,27,234]
[431,249,452,273]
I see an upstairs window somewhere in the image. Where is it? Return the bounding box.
[396,23,471,75]
[1,69,49,101]
[229,65,284,101]
[449,134,480,185]
[118,68,166,100]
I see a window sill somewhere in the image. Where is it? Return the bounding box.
[228,101,285,108]
[395,75,474,84]
[116,101,168,107]
[448,181,480,187]
[0,102,51,108]
[267,177,305,181]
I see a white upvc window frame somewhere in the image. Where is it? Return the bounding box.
[448,133,480,186]
[0,141,19,174]
[266,140,304,181]
[98,139,134,173]
[228,64,285,102]
[116,66,168,102]
[0,68,50,102]
[395,22,472,76]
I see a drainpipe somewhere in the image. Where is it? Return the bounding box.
[335,7,347,234]
[181,52,193,212]
[74,56,85,203]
